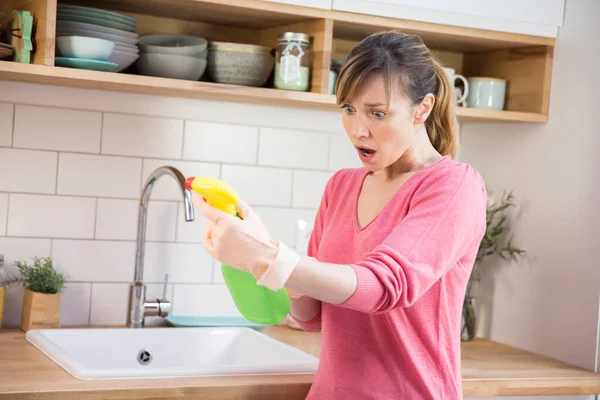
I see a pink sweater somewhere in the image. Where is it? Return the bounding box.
[295,156,487,400]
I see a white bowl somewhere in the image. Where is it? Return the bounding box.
[108,49,139,72]
[136,53,207,80]
[139,34,207,57]
[56,36,114,60]
[56,28,138,49]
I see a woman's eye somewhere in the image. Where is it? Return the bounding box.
[342,105,355,114]
[372,110,386,119]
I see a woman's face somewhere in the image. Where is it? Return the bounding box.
[341,73,421,172]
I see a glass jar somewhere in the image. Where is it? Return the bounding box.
[275,32,312,92]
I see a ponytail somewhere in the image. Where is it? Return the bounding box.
[427,62,459,159]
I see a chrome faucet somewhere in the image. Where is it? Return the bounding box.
[127,166,195,328]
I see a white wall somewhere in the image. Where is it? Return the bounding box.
[0,80,361,327]
[459,0,600,376]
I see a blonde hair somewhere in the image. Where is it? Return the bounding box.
[336,31,459,159]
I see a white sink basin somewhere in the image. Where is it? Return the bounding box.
[25,327,319,380]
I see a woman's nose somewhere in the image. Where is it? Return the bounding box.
[351,119,369,139]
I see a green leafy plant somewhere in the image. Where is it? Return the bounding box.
[462,190,525,341]
[2,256,66,294]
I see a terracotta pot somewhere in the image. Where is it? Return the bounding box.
[21,289,60,332]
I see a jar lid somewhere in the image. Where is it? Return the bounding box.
[278,32,310,44]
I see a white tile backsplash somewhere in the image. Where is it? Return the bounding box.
[0,193,7,236]
[13,105,102,153]
[52,240,136,282]
[2,81,342,330]
[254,206,317,247]
[184,121,259,164]
[90,283,129,325]
[1,285,23,327]
[102,113,183,159]
[221,165,292,206]
[0,148,57,194]
[60,283,92,326]
[142,242,212,284]
[292,170,333,208]
[141,159,220,201]
[171,284,240,316]
[258,127,329,170]
[57,153,142,198]
[329,131,362,170]
[0,103,13,147]
[95,198,137,240]
[7,194,96,238]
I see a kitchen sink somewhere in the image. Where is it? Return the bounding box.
[25,327,320,379]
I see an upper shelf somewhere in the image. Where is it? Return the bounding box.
[0,0,555,123]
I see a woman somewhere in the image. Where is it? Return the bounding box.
[195,31,487,400]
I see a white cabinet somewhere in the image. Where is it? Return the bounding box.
[261,0,332,9]
[332,0,566,37]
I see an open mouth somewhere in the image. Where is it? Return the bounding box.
[357,146,376,157]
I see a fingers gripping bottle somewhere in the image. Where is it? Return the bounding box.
[185,176,291,325]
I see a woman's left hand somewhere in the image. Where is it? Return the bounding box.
[192,195,278,279]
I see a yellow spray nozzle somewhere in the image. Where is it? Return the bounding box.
[185,176,239,216]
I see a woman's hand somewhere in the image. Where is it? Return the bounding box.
[192,195,278,279]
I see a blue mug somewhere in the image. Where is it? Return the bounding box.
[466,77,507,110]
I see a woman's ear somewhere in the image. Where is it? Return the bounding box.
[413,94,435,125]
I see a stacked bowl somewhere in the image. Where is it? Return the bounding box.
[55,4,139,72]
[135,34,208,80]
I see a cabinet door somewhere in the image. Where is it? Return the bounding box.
[332,0,565,37]
[261,0,332,9]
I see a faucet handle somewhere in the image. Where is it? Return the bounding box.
[162,273,169,299]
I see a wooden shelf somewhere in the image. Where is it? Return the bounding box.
[0,0,555,123]
[0,61,548,123]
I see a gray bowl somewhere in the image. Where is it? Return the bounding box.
[207,41,274,87]
[139,34,208,57]
[136,53,207,80]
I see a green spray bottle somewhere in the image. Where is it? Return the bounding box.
[185,176,291,325]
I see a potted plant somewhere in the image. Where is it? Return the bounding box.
[461,191,526,341]
[3,256,66,332]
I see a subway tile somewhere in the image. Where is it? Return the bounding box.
[184,121,258,164]
[60,283,92,326]
[7,194,96,238]
[329,131,362,170]
[221,165,292,207]
[0,148,57,194]
[176,201,208,243]
[258,127,329,170]
[0,103,13,147]
[146,283,174,301]
[90,283,129,325]
[146,201,178,242]
[102,113,183,159]
[171,284,240,316]
[57,153,142,198]
[142,242,213,284]
[95,199,137,240]
[13,105,102,153]
[212,259,224,284]
[141,159,219,201]
[0,238,52,327]
[292,170,333,208]
[52,240,136,282]
[0,194,7,236]
[254,207,317,248]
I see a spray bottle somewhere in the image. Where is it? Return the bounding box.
[185,176,291,325]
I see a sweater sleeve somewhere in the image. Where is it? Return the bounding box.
[340,165,487,314]
[291,170,341,331]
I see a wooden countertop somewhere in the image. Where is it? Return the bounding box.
[0,325,598,399]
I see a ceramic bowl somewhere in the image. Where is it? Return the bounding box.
[139,34,208,57]
[56,35,114,60]
[56,28,139,49]
[207,41,274,87]
[108,49,139,72]
[135,53,207,80]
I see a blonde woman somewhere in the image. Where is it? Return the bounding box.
[195,31,487,400]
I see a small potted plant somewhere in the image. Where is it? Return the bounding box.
[461,190,526,341]
[3,256,66,332]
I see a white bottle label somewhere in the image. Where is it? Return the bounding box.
[280,54,301,82]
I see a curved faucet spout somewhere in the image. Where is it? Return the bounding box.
[127,166,195,328]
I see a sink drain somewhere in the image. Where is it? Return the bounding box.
[137,349,152,365]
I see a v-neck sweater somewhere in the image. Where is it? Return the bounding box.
[296,156,487,399]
